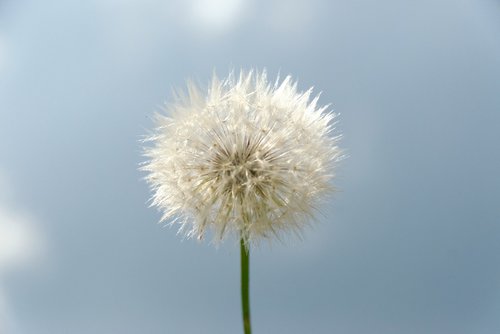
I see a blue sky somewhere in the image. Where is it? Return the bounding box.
[0,0,499,333]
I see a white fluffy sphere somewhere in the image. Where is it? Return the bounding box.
[143,70,342,244]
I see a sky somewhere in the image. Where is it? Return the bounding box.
[0,0,499,333]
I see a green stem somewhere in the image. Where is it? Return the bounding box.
[240,238,252,334]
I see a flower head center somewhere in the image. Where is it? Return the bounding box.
[226,158,261,183]
[208,138,273,197]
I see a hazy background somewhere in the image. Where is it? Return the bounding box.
[0,0,499,333]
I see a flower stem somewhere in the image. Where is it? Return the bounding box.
[240,238,252,334]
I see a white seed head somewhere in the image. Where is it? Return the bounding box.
[142,69,342,244]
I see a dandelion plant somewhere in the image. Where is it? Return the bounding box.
[143,69,342,333]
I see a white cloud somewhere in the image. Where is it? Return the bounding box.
[88,0,249,52]
[187,0,249,34]
[0,209,43,272]
[0,171,45,334]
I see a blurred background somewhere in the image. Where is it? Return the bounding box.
[0,0,499,333]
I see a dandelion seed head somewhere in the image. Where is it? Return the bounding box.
[143,69,342,244]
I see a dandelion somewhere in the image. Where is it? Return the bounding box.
[142,69,342,333]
